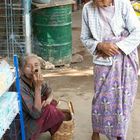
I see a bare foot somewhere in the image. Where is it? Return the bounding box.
[92,132,100,140]
[117,137,122,140]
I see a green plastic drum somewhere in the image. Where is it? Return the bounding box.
[32,5,72,65]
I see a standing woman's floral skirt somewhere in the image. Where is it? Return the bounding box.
[92,50,139,140]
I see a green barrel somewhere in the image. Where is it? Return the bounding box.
[32,5,72,65]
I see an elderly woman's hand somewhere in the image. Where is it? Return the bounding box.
[33,73,44,90]
[42,94,53,107]
[97,42,120,57]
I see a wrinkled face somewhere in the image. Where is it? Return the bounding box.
[94,0,112,7]
[23,56,41,79]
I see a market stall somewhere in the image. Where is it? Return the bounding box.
[0,56,25,140]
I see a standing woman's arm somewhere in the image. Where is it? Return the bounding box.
[80,5,100,55]
[116,0,140,55]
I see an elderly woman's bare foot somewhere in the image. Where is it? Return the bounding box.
[92,132,100,140]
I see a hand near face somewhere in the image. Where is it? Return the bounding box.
[33,72,43,89]
[97,42,120,57]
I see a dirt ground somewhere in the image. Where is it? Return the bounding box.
[39,10,140,140]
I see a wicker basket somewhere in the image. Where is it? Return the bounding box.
[52,100,74,140]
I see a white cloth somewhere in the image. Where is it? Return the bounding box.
[0,60,15,96]
[0,92,19,139]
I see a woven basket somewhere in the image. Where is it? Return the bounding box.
[52,100,74,140]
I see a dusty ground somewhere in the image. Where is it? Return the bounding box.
[39,10,140,140]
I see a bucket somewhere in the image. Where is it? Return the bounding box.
[32,5,72,65]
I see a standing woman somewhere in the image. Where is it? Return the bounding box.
[81,0,140,140]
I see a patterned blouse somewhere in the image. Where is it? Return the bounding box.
[4,75,52,140]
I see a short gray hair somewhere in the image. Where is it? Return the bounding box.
[19,53,40,69]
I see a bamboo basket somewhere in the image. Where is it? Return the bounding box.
[52,99,75,140]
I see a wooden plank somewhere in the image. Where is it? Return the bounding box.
[32,0,75,9]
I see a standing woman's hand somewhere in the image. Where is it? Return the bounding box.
[96,50,109,58]
[97,42,120,57]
